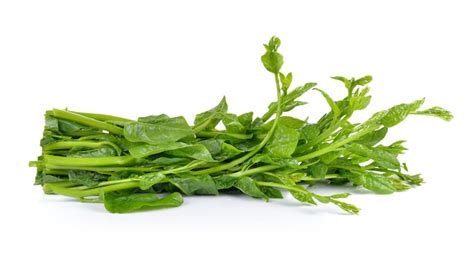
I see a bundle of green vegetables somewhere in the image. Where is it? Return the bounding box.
[30,37,452,213]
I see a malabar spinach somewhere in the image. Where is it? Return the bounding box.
[30,36,452,214]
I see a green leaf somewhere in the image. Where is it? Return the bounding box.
[358,110,389,130]
[193,97,228,132]
[332,75,372,94]
[44,114,59,131]
[150,157,191,166]
[237,112,253,129]
[261,36,283,73]
[67,147,117,158]
[124,116,193,144]
[129,142,189,158]
[282,100,307,112]
[137,172,166,190]
[331,76,351,89]
[218,143,243,160]
[300,123,320,143]
[320,150,343,164]
[67,170,108,187]
[381,99,425,127]
[265,124,300,158]
[260,186,284,199]
[44,112,103,137]
[40,131,72,146]
[313,194,360,215]
[263,174,317,205]
[347,143,400,169]
[361,173,396,194]
[389,178,412,191]
[357,127,388,146]
[354,75,373,86]
[314,88,341,120]
[198,139,222,155]
[263,82,316,121]
[234,177,268,199]
[279,72,293,95]
[350,91,372,111]
[277,178,317,205]
[376,140,407,155]
[289,188,316,205]
[104,192,183,213]
[307,162,328,179]
[42,174,66,184]
[263,116,306,130]
[223,113,246,133]
[283,82,317,106]
[213,175,239,190]
[249,154,300,168]
[412,106,453,121]
[347,172,396,194]
[137,114,170,124]
[168,174,219,195]
[198,139,242,161]
[396,173,424,186]
[166,144,215,162]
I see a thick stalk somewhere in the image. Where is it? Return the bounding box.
[41,164,160,173]
[72,111,134,125]
[43,155,135,167]
[43,140,121,154]
[52,109,123,135]
[45,181,140,198]
[43,169,68,175]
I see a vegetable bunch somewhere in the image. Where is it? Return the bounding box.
[30,37,452,214]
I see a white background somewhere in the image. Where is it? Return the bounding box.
[1,0,473,260]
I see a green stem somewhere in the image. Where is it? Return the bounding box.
[72,111,134,125]
[192,116,215,134]
[45,180,140,198]
[44,140,104,150]
[43,155,136,167]
[43,169,68,175]
[43,164,160,175]
[261,106,276,123]
[260,171,339,182]
[228,165,280,177]
[75,178,139,190]
[43,140,121,154]
[52,109,123,135]
[42,164,160,173]
[298,174,339,181]
[196,131,253,140]
[160,162,205,175]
